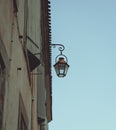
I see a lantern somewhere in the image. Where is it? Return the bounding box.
[54,57,69,77]
[51,43,69,78]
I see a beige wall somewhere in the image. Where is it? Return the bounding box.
[0,0,52,130]
[0,0,32,130]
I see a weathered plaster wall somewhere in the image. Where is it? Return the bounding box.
[0,0,52,130]
[0,0,32,130]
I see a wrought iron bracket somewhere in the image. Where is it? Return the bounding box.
[50,44,65,55]
[50,43,68,63]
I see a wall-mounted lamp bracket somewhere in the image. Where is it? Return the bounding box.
[50,43,65,55]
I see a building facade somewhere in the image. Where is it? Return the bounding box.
[0,0,52,130]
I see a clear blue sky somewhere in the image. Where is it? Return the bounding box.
[50,0,116,130]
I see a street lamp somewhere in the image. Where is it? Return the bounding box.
[50,44,69,77]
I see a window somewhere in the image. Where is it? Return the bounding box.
[0,54,6,130]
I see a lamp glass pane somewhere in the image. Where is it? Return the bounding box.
[64,63,69,75]
[58,63,65,77]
